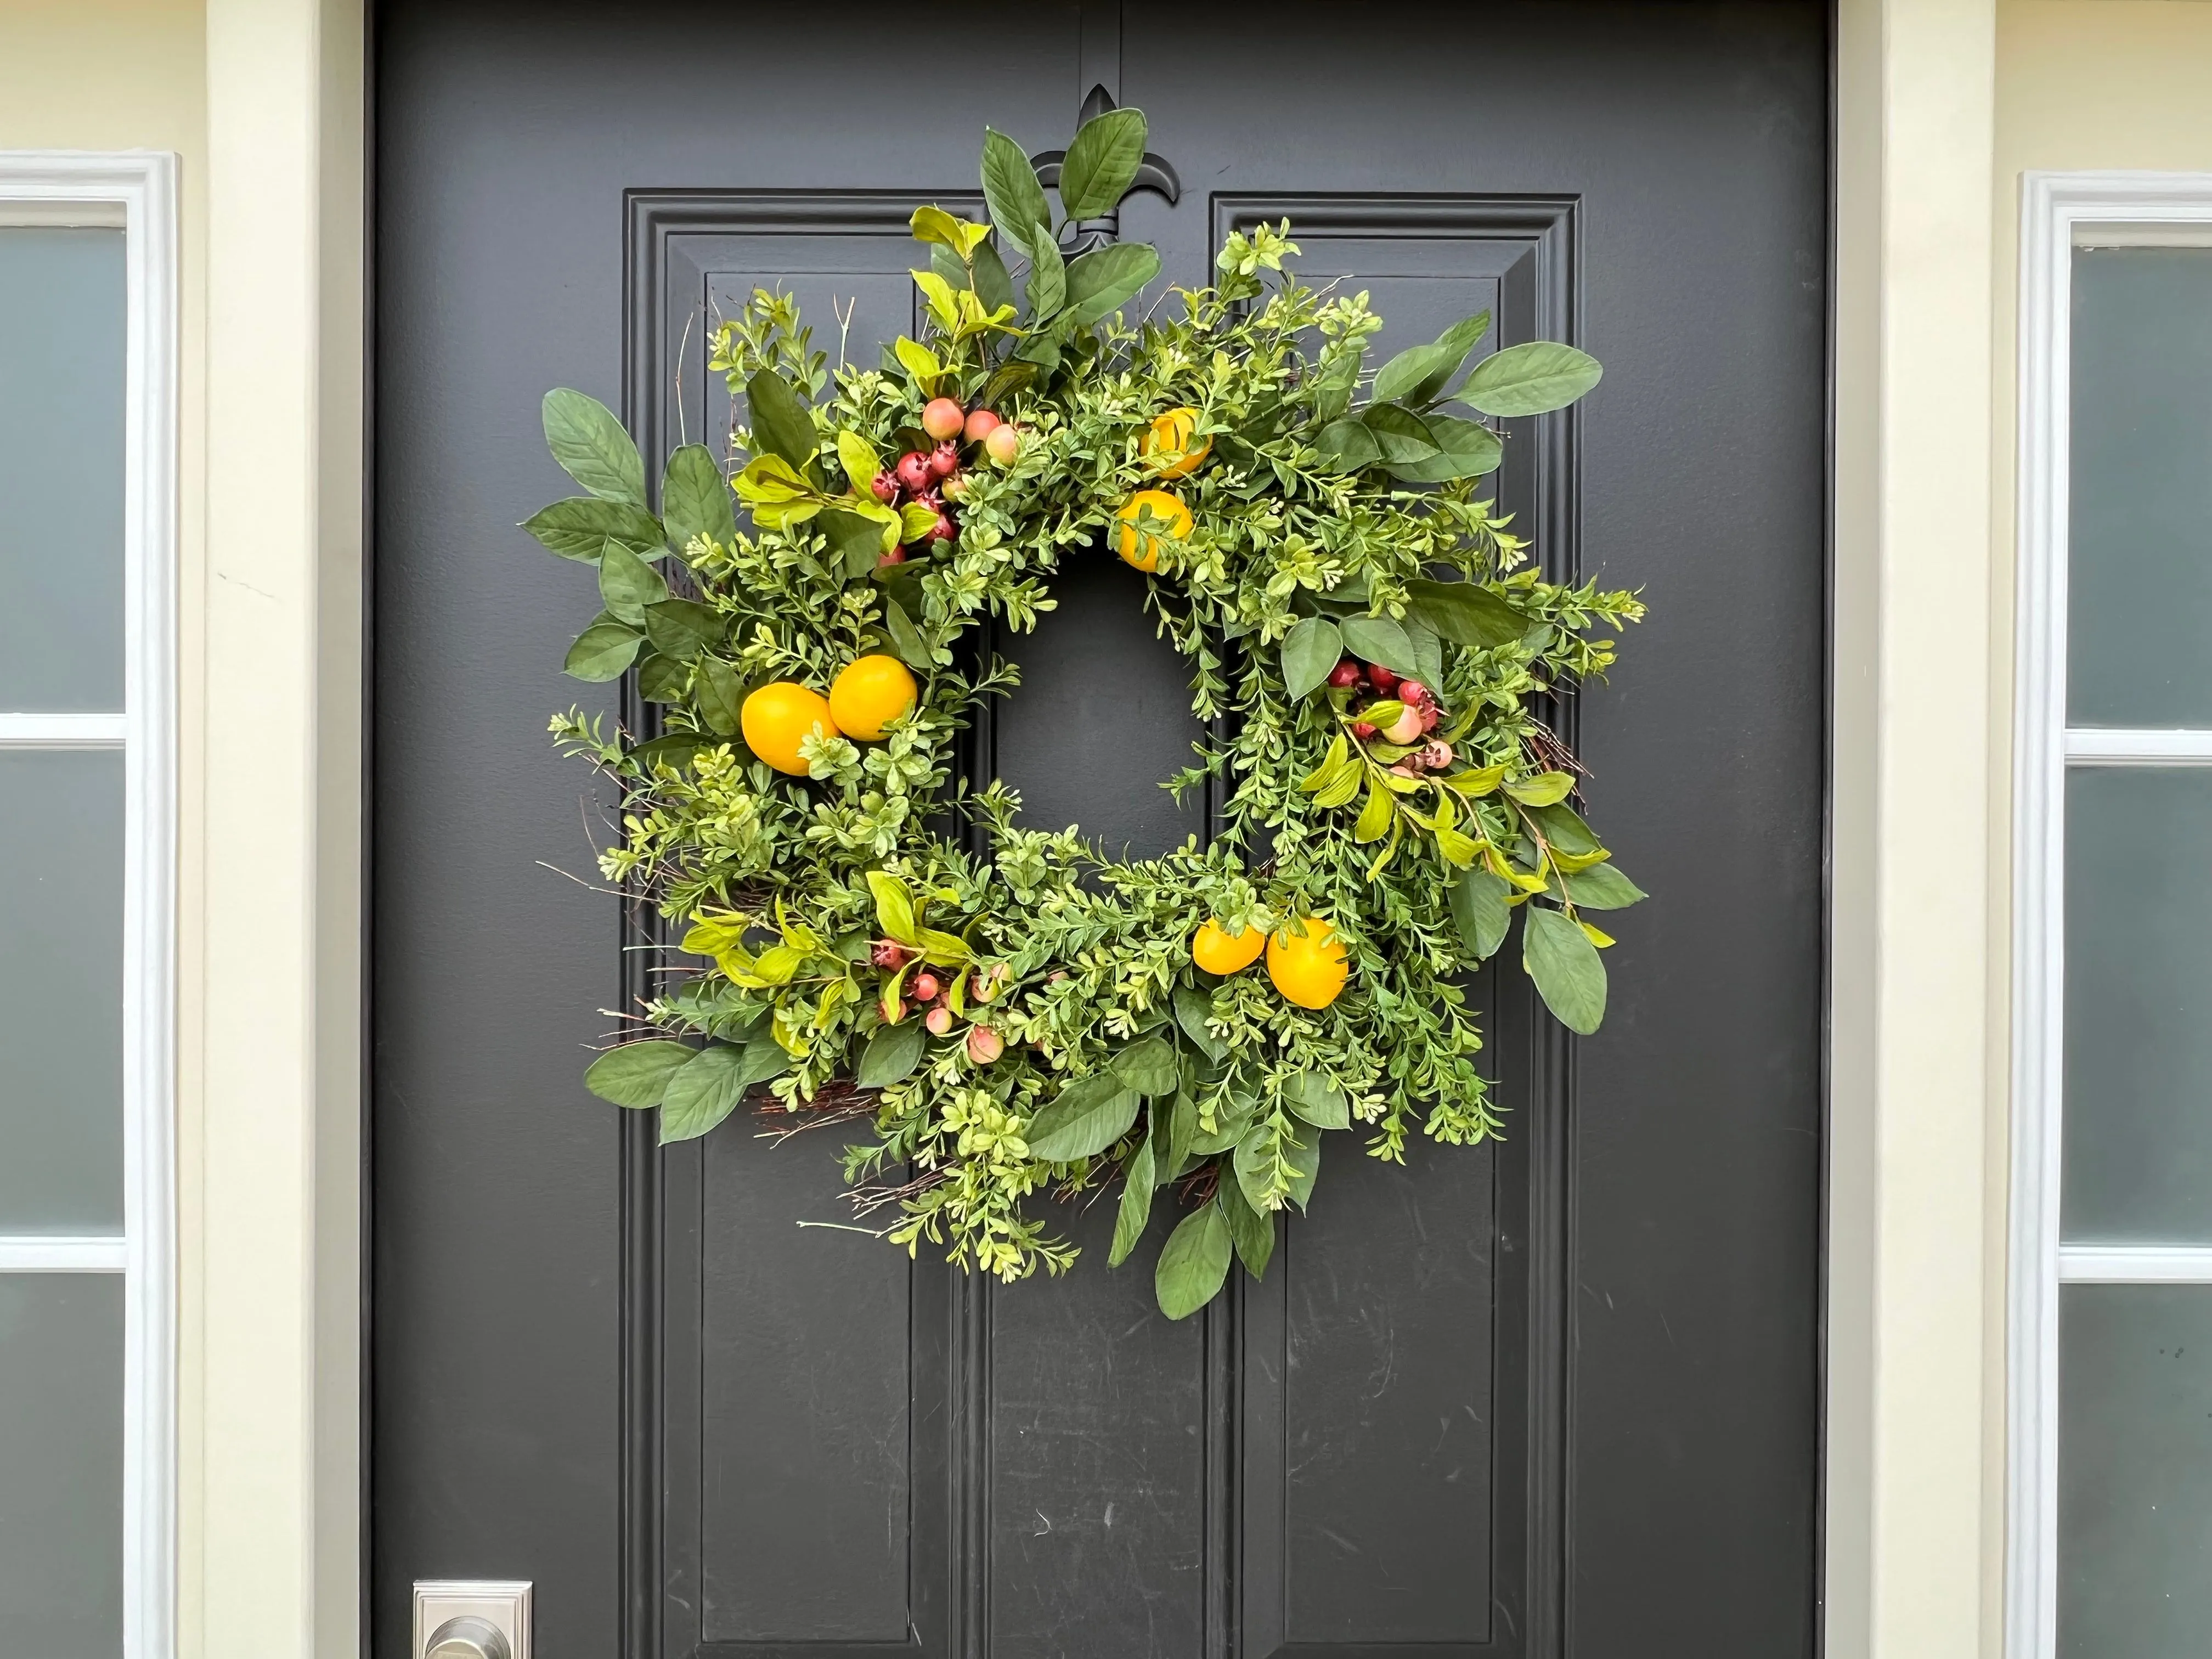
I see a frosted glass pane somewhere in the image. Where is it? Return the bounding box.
[2061,1285,2212,1659]
[2063,768,2212,1241]
[0,227,124,712]
[0,1274,122,1658]
[0,752,123,1231]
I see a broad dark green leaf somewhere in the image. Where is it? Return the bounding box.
[1109,1133,1156,1267]
[1459,340,1604,417]
[1560,861,1647,911]
[1451,868,1513,960]
[636,652,689,703]
[978,359,1039,413]
[641,597,724,663]
[1402,617,1446,690]
[1110,1035,1179,1097]
[1283,1073,1350,1131]
[1523,906,1607,1035]
[1171,986,1226,1063]
[1025,1073,1141,1162]
[1165,1088,1197,1178]
[981,126,1052,255]
[1025,233,1067,321]
[1314,417,1381,472]
[1405,576,1529,652]
[881,597,932,672]
[1523,799,1601,857]
[740,1034,792,1088]
[1065,241,1160,327]
[597,543,667,624]
[1280,616,1344,699]
[929,241,969,294]
[819,507,887,581]
[857,1019,926,1090]
[1357,401,1441,464]
[583,1039,693,1107]
[1283,1125,1320,1211]
[1058,106,1147,219]
[564,619,643,682]
[744,368,819,472]
[628,731,713,770]
[543,388,645,506]
[1216,1179,1274,1279]
[1154,1200,1232,1319]
[1232,1123,1279,1215]
[1398,309,1494,407]
[522,496,664,561]
[972,238,1016,317]
[661,444,735,554]
[659,1043,751,1143]
[1338,614,1418,678]
[1372,340,1464,407]
[1383,413,1503,483]
[693,657,747,737]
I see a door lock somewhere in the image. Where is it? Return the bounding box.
[413,1581,531,1659]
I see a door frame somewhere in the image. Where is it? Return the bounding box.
[170,2,2007,1654]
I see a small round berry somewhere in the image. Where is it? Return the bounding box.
[921,398,966,441]
[927,441,959,482]
[1397,679,1431,707]
[929,511,958,545]
[983,424,1021,466]
[1367,663,1401,693]
[964,408,1002,442]
[1326,659,1362,689]
[924,1006,953,1036]
[871,939,911,968]
[871,469,899,503]
[895,451,932,494]
[966,1025,1005,1064]
[910,972,940,1003]
[877,547,906,567]
[1350,721,1379,740]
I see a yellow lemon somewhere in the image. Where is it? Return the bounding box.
[1191,918,1266,976]
[1115,488,1193,572]
[1141,407,1211,480]
[740,681,840,776]
[1266,917,1350,1010]
[827,653,918,742]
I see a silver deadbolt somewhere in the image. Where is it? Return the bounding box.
[413,1581,531,1659]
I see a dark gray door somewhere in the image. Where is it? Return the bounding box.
[371,5,1827,1656]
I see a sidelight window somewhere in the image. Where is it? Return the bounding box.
[0,155,176,1659]
[2012,173,2212,1659]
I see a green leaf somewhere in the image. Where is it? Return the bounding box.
[1283,1125,1320,1211]
[693,657,746,737]
[1402,617,1446,690]
[542,388,645,506]
[971,238,1016,318]
[1384,413,1504,483]
[641,597,723,663]
[1165,1088,1197,1177]
[1025,1073,1141,1162]
[820,506,888,580]
[584,1039,693,1107]
[1524,799,1602,857]
[1172,987,1225,1063]
[659,1043,751,1142]
[660,445,735,554]
[1311,343,1365,424]
[1353,781,1394,843]
[628,731,712,771]
[1373,340,1464,407]
[865,870,919,945]
[916,928,971,967]
[1280,616,1344,699]
[1523,906,1607,1035]
[898,500,939,543]
[981,127,1052,255]
[1154,1200,1232,1320]
[1451,868,1513,960]
[564,619,643,682]
[522,496,665,562]
[1339,615,1418,678]
[1405,577,1528,651]
[1357,402,1441,464]
[1314,417,1381,472]
[1064,241,1160,327]
[857,1019,926,1090]
[740,1033,792,1090]
[744,368,819,471]
[881,597,932,672]
[1284,1073,1350,1131]
[1058,106,1147,219]
[978,359,1039,413]
[1459,340,1604,417]
[909,204,969,252]
[1560,861,1647,911]
[597,543,668,624]
[1504,771,1576,807]
[1216,1179,1274,1279]
[1025,232,1066,320]
[1109,1133,1156,1267]
[1386,309,1494,407]
[1110,1036,1179,1097]
[636,652,688,703]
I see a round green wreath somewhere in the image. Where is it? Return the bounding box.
[529,109,1644,1319]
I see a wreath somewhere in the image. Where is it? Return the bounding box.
[528,108,1644,1318]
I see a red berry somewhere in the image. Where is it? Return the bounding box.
[1419,703,1441,733]
[870,470,899,503]
[927,441,959,482]
[983,424,1021,466]
[877,546,906,567]
[1417,739,1455,770]
[924,1006,953,1036]
[1397,679,1431,707]
[966,1024,1005,1064]
[965,408,1001,442]
[1351,721,1379,740]
[1367,663,1400,693]
[911,972,940,1002]
[1326,659,1362,689]
[929,511,957,545]
[871,939,911,968]
[921,398,966,441]
[895,452,931,494]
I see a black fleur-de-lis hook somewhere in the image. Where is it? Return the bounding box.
[1030,84,1181,256]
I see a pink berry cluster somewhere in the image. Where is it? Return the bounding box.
[1339,659,1455,772]
[870,397,1023,568]
[869,938,1008,1064]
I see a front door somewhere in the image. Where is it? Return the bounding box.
[371,5,1828,1656]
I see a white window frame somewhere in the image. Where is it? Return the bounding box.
[2010,169,2212,1659]
[0,153,177,1659]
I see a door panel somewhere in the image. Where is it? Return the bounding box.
[374,5,1826,1656]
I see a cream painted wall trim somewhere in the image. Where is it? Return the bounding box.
[2007,166,2212,1659]
[0,148,179,1659]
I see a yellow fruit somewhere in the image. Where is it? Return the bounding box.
[740,681,840,776]
[1141,406,1211,479]
[827,653,918,742]
[1191,918,1266,976]
[1266,917,1350,1010]
[1115,488,1193,572]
